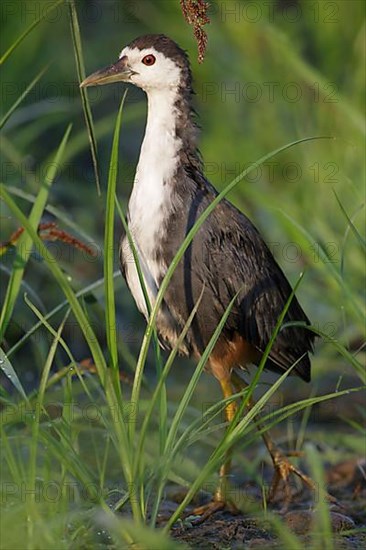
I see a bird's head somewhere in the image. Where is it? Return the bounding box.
[80,34,192,92]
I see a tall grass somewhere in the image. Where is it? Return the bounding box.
[1,1,364,548]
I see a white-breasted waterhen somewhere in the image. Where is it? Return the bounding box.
[81,34,317,521]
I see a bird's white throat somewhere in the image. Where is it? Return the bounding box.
[128,86,181,246]
[123,86,182,317]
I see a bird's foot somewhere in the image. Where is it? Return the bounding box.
[268,448,336,512]
[187,495,239,525]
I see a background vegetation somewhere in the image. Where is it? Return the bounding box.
[1,1,365,548]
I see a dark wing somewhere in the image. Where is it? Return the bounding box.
[194,196,314,381]
[161,167,314,381]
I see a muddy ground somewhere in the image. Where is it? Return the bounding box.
[161,457,366,549]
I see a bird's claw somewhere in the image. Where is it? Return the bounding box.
[268,449,337,512]
[187,497,238,525]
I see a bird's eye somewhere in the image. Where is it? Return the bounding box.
[142,54,156,66]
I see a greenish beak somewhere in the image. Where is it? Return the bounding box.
[80,56,134,88]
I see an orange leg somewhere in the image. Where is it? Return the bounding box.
[191,378,238,524]
[231,372,335,510]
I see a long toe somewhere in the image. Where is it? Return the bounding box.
[268,450,336,512]
[189,500,226,525]
[188,497,239,525]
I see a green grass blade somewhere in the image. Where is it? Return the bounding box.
[54,107,143,166]
[144,290,204,525]
[0,426,22,483]
[114,200,153,318]
[0,347,28,401]
[28,311,68,487]
[6,273,118,359]
[234,273,307,423]
[285,322,365,381]
[24,294,76,372]
[137,289,204,465]
[37,425,99,495]
[254,387,363,440]
[98,506,188,549]
[0,64,50,130]
[278,210,365,323]
[166,291,239,456]
[0,0,63,65]
[68,0,100,194]
[104,91,127,371]
[0,124,72,341]
[333,190,366,251]
[306,444,333,550]
[266,512,304,550]
[115,198,166,451]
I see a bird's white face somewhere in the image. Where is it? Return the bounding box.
[119,46,182,91]
[80,36,189,94]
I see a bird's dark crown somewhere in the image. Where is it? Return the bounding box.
[127,34,190,68]
[127,34,193,90]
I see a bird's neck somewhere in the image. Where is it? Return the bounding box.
[136,86,201,187]
[128,86,201,245]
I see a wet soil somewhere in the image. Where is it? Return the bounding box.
[160,457,366,549]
